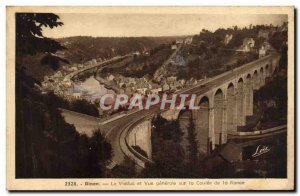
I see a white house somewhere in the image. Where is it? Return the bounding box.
[236,38,255,52]
[259,45,266,58]
[62,80,72,87]
[53,71,62,78]
[106,74,115,81]
[167,76,177,83]
[72,92,82,99]
[162,83,170,92]
[69,66,78,72]
[243,38,255,48]
[184,37,193,45]
[150,87,162,94]
[137,88,147,95]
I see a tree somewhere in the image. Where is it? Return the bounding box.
[186,117,198,165]
[16,96,112,178]
[110,157,137,178]
[16,13,69,97]
[71,99,99,117]
[269,31,288,52]
[81,130,112,177]
[16,13,69,70]
[141,115,185,178]
[15,13,112,178]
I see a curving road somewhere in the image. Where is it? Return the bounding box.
[64,54,131,82]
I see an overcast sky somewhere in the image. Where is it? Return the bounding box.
[42,14,287,38]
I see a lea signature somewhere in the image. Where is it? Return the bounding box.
[252,145,270,158]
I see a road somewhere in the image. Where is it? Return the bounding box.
[60,108,101,137]
[101,109,155,167]
[63,54,131,81]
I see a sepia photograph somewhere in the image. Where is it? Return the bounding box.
[6,6,294,191]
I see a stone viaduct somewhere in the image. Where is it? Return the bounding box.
[124,53,281,168]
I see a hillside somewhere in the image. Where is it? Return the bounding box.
[20,36,179,82]
[57,36,178,64]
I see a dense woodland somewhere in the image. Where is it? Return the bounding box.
[254,41,288,129]
[140,115,203,178]
[15,13,112,178]
[58,36,176,64]
[176,24,284,80]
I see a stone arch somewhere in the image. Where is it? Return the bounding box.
[213,89,224,145]
[245,74,253,115]
[226,83,236,133]
[195,96,210,155]
[253,70,259,90]
[260,67,264,87]
[274,65,279,74]
[265,64,270,76]
[236,78,245,126]
[178,109,192,120]
[178,109,193,157]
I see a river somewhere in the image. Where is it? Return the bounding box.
[69,76,115,102]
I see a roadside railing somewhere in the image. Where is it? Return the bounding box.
[119,115,154,168]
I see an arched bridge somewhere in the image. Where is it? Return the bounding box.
[61,53,282,169]
[117,53,281,168]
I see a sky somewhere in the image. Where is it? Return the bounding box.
[42,13,287,38]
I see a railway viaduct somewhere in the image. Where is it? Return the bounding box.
[60,53,282,169]
[125,53,281,167]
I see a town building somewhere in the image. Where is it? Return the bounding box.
[262,41,272,50]
[53,71,63,78]
[106,74,115,81]
[137,88,148,95]
[62,79,72,87]
[236,38,255,52]
[150,87,162,94]
[167,76,177,83]
[162,83,170,92]
[69,66,78,72]
[259,45,266,58]
[72,92,82,99]
[243,38,255,48]
[184,37,193,45]
[176,39,184,45]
